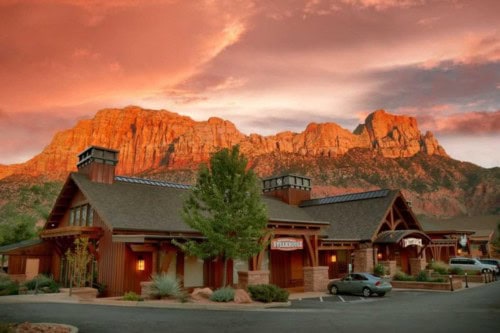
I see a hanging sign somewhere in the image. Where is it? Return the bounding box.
[402,238,422,247]
[271,238,303,251]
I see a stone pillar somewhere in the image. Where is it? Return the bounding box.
[303,266,329,292]
[379,260,397,277]
[409,258,427,276]
[353,248,374,273]
[237,270,270,289]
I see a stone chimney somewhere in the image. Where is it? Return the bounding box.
[77,146,119,184]
[262,174,312,205]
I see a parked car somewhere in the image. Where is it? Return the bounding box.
[327,272,392,297]
[448,257,499,273]
[478,258,500,270]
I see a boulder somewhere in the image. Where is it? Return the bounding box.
[191,287,213,300]
[234,289,252,304]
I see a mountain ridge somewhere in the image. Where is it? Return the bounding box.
[0,106,498,219]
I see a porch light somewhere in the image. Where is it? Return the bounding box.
[457,248,462,255]
[137,256,145,271]
[330,254,337,263]
[377,252,383,260]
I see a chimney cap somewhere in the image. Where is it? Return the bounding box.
[77,146,119,169]
[262,174,311,192]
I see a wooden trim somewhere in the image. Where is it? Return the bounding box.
[40,226,102,239]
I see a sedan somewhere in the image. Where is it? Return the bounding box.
[327,272,392,297]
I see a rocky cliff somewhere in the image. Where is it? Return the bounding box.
[0,106,497,218]
[0,107,447,179]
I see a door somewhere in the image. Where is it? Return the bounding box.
[25,258,40,280]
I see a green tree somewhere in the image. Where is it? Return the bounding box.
[0,214,37,247]
[175,146,268,286]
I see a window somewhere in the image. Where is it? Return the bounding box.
[69,204,93,227]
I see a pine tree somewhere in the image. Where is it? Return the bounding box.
[175,145,268,286]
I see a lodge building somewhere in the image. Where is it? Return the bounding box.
[0,146,493,296]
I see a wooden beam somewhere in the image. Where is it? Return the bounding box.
[303,236,317,267]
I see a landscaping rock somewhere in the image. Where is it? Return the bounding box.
[234,289,252,304]
[191,288,213,300]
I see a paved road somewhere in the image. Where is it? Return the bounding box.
[1,282,499,333]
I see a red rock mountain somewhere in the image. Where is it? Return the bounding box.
[1,106,497,218]
[0,106,447,179]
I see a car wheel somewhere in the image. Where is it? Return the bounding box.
[362,287,371,297]
[330,285,338,295]
[378,292,385,297]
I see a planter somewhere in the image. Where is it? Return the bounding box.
[431,273,491,283]
[391,278,462,291]
[67,287,98,299]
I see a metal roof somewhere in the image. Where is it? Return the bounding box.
[300,189,390,207]
[115,176,192,189]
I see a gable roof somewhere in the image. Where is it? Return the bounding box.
[67,173,327,233]
[0,239,44,254]
[301,189,400,241]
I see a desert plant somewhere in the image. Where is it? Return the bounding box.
[23,274,59,293]
[374,263,386,277]
[428,261,448,275]
[123,291,143,301]
[393,271,414,281]
[449,267,465,275]
[0,275,19,296]
[148,273,180,298]
[209,287,235,302]
[415,271,429,282]
[65,237,93,288]
[247,284,289,303]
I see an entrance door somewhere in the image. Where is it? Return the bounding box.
[25,258,40,280]
[270,250,304,288]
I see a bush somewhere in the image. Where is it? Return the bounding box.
[393,271,414,281]
[23,274,59,293]
[148,273,180,298]
[247,284,289,303]
[415,271,429,282]
[209,287,235,302]
[449,267,464,275]
[123,291,143,301]
[431,277,446,283]
[0,275,19,296]
[428,261,448,275]
[374,263,386,277]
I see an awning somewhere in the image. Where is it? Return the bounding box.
[374,230,431,244]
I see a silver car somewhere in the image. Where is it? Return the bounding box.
[449,257,499,273]
[327,272,392,297]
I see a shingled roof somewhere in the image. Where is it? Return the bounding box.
[70,173,327,233]
[301,189,401,241]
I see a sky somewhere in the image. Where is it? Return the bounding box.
[0,0,499,167]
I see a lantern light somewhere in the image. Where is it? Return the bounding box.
[377,252,383,260]
[330,254,337,263]
[137,256,145,271]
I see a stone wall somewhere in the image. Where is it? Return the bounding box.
[237,270,270,289]
[303,266,329,292]
[353,248,374,273]
[409,258,427,276]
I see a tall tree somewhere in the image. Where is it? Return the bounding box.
[175,145,268,286]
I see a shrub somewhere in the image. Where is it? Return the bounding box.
[23,274,59,293]
[431,277,446,283]
[123,291,143,301]
[247,284,289,303]
[449,267,464,275]
[374,263,386,277]
[428,261,448,275]
[148,273,180,298]
[0,275,19,296]
[393,271,414,281]
[415,271,429,282]
[209,287,235,302]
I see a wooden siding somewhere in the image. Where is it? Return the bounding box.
[93,214,125,297]
[4,242,53,276]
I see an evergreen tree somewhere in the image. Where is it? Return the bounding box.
[175,146,268,286]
